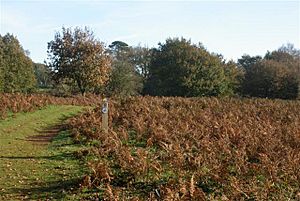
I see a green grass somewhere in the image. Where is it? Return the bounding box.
[0,105,88,200]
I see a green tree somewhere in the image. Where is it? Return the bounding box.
[264,44,300,99]
[237,55,262,95]
[144,38,240,97]
[128,45,152,81]
[106,41,143,97]
[240,44,300,99]
[47,27,111,95]
[108,41,130,61]
[223,60,244,96]
[238,55,262,70]
[0,33,36,93]
[34,63,52,88]
[107,61,142,96]
[243,60,298,99]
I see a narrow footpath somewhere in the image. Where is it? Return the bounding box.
[0,105,86,200]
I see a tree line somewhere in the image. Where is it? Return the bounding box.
[1,27,299,99]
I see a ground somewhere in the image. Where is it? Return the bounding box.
[0,105,87,200]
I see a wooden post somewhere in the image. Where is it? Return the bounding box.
[102,98,109,133]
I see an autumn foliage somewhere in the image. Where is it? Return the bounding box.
[47,27,111,95]
[68,96,300,200]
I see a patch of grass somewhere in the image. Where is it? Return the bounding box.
[0,105,89,200]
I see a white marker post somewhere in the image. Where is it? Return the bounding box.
[102,98,109,133]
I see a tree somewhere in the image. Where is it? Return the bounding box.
[106,41,143,97]
[0,38,4,92]
[223,60,244,96]
[265,43,300,62]
[107,61,142,96]
[0,33,36,93]
[237,55,262,95]
[263,44,300,99]
[144,38,240,97]
[240,44,300,99]
[34,63,52,88]
[47,27,111,95]
[108,41,130,61]
[242,60,298,99]
[128,45,152,81]
[238,55,262,70]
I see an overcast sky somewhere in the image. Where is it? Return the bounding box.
[1,0,299,63]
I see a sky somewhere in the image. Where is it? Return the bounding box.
[0,0,299,63]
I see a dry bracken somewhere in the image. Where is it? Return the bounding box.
[68,96,300,200]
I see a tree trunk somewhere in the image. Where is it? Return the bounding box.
[76,79,86,96]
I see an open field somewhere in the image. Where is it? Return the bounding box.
[68,96,300,200]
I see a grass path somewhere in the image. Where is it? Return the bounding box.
[0,105,87,200]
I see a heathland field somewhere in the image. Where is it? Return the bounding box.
[2,1,299,200]
[0,94,299,200]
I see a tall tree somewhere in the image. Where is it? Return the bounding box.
[108,41,129,61]
[144,38,240,97]
[0,33,36,93]
[128,45,152,81]
[47,27,111,95]
[106,41,143,97]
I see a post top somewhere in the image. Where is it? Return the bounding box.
[102,98,108,113]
